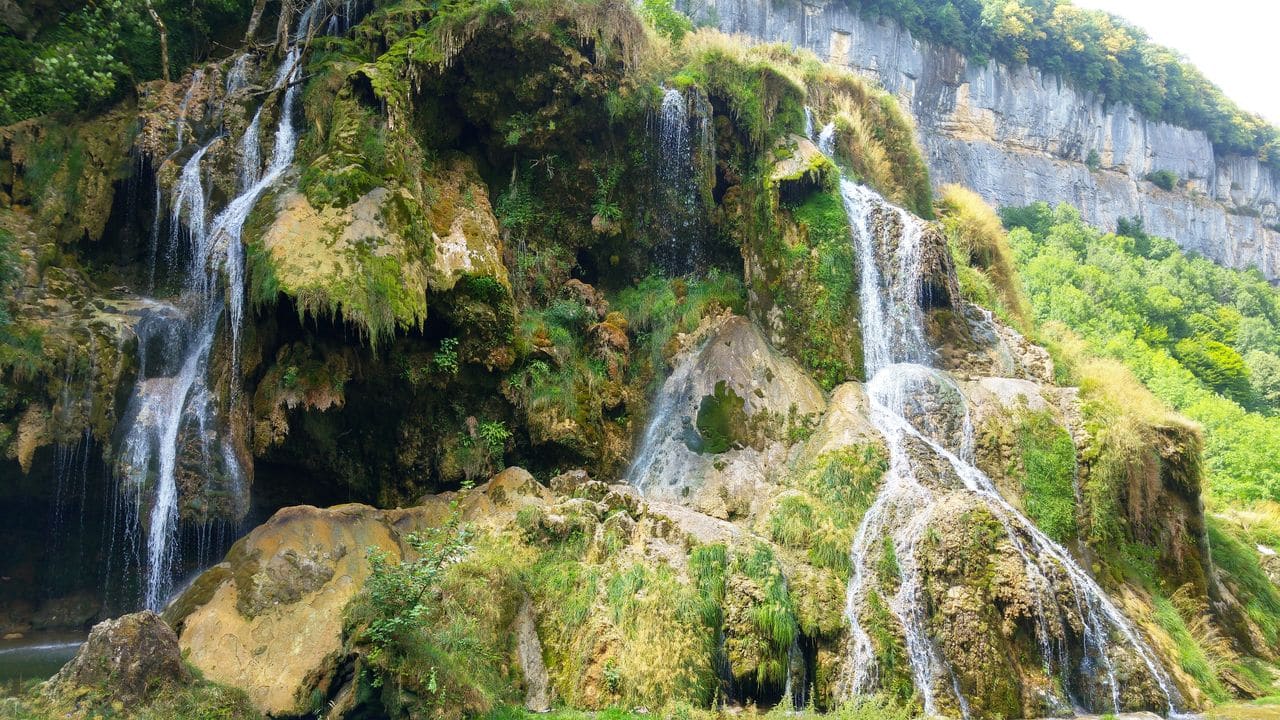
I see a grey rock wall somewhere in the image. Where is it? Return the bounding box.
[691,0,1280,277]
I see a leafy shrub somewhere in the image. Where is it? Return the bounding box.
[639,0,693,44]
[1015,409,1079,543]
[1145,169,1179,191]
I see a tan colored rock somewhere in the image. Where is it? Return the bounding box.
[170,504,406,716]
[803,382,878,459]
[427,158,509,294]
[629,314,826,511]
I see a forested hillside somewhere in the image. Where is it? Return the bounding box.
[1006,204,1280,503]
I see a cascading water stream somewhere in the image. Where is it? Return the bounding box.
[817,122,835,157]
[651,86,709,275]
[116,4,315,611]
[831,174,1183,717]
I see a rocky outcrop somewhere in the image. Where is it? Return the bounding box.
[692,0,1280,278]
[166,504,407,716]
[626,313,826,512]
[46,611,191,705]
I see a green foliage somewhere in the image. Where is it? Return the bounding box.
[861,591,915,705]
[348,519,528,717]
[729,543,799,688]
[639,0,693,44]
[1151,592,1231,702]
[1145,169,1179,192]
[0,675,263,720]
[359,517,475,667]
[1207,518,1280,646]
[1246,351,1280,408]
[432,337,461,375]
[844,0,1280,168]
[1085,149,1101,172]
[0,0,252,124]
[768,445,887,580]
[937,184,1029,328]
[1007,202,1280,503]
[786,188,861,388]
[612,270,746,387]
[1014,409,1079,543]
[1172,336,1252,404]
[677,33,807,150]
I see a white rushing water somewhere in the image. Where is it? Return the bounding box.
[117,5,314,611]
[834,175,1183,717]
[817,121,836,157]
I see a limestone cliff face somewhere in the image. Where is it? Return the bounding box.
[692,0,1280,277]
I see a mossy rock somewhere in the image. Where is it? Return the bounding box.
[739,145,864,390]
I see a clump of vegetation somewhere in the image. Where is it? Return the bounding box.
[346,516,529,718]
[695,380,749,453]
[675,31,808,151]
[1013,408,1078,543]
[0,673,262,720]
[0,0,252,124]
[1151,586,1236,702]
[612,271,746,386]
[937,184,1029,328]
[724,542,799,690]
[766,444,887,580]
[808,79,932,217]
[1145,169,1180,192]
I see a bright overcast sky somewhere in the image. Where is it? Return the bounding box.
[1071,0,1280,124]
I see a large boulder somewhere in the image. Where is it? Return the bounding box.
[165,471,552,716]
[46,611,190,705]
[166,504,407,716]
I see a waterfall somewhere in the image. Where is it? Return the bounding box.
[652,86,708,275]
[833,178,1183,717]
[116,5,313,611]
[624,347,700,493]
[817,121,835,157]
[804,106,815,142]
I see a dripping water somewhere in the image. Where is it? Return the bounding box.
[651,86,708,275]
[817,121,835,157]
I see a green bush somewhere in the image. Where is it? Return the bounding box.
[1015,409,1079,543]
[1145,169,1179,191]
[639,0,693,44]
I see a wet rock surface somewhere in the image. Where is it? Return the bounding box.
[46,611,190,705]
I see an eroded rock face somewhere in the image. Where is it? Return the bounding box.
[47,611,190,705]
[694,1,1280,278]
[626,313,826,513]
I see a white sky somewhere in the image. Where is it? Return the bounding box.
[1071,0,1280,123]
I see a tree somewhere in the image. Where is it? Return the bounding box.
[1246,350,1280,411]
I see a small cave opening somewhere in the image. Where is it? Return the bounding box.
[73,155,167,294]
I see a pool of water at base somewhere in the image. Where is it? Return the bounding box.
[0,632,83,684]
